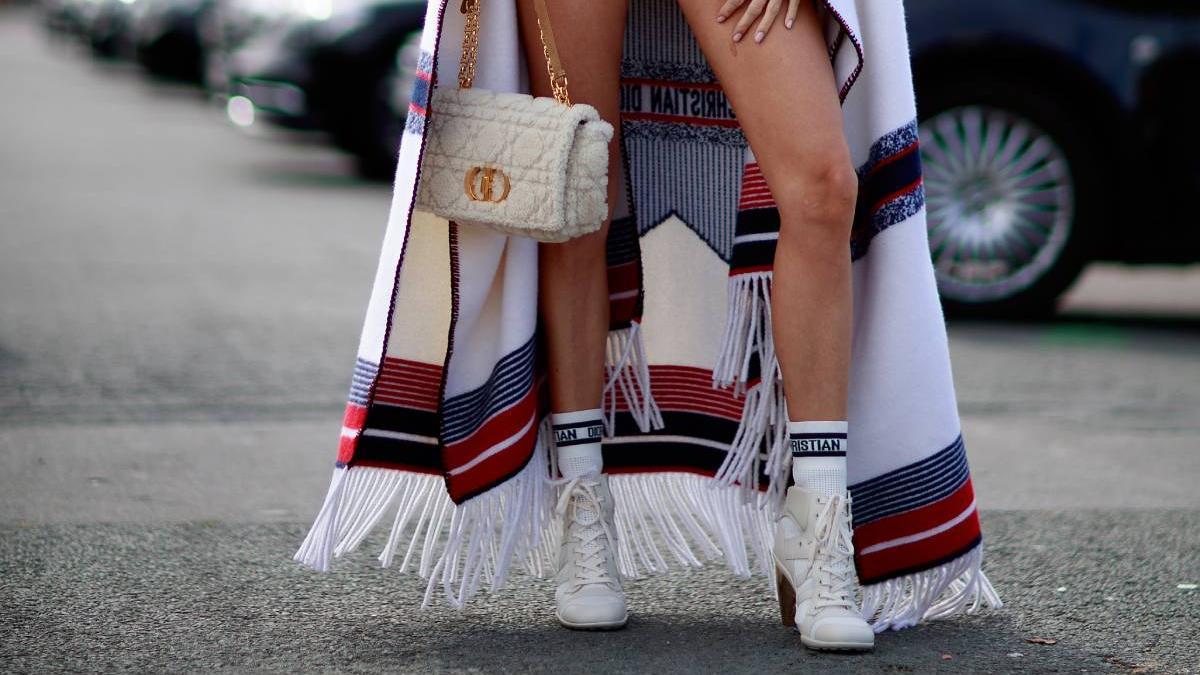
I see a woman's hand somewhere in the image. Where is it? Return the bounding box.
[715,0,801,43]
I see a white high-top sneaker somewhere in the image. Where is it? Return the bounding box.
[553,472,628,630]
[773,485,874,651]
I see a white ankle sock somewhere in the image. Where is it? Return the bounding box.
[551,407,604,479]
[788,420,848,497]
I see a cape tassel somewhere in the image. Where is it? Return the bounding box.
[603,320,666,435]
[293,415,559,609]
[860,544,1003,632]
[757,381,790,508]
[608,472,776,581]
[296,445,1005,626]
[711,270,789,502]
[712,271,774,394]
[294,440,788,606]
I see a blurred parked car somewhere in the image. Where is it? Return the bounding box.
[909,0,1200,314]
[198,0,311,94]
[42,0,91,40]
[132,0,213,81]
[85,0,139,58]
[41,0,139,58]
[225,0,423,177]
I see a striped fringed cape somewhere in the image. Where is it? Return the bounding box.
[294,0,1001,630]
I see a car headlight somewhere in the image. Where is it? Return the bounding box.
[296,0,331,20]
[288,0,368,22]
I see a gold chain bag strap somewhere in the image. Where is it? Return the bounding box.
[413,0,614,243]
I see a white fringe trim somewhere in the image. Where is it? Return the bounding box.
[297,381,998,627]
[860,543,1003,632]
[711,271,790,504]
[293,415,558,609]
[609,472,774,581]
[294,436,783,606]
[712,271,776,394]
[603,320,665,435]
[295,441,1000,628]
[711,378,791,507]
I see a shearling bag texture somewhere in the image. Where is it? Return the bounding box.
[415,88,614,242]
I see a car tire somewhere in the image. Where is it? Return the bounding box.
[916,73,1105,317]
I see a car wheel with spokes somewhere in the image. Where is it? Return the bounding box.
[916,75,1102,316]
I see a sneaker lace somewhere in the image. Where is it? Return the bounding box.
[552,475,619,590]
[810,494,858,611]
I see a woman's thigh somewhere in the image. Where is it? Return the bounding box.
[515,0,627,138]
[673,0,853,212]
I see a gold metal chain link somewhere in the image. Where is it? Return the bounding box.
[534,0,571,106]
[457,0,571,106]
[457,0,480,89]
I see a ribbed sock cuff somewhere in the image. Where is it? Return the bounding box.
[787,420,848,496]
[551,408,604,479]
[787,419,848,457]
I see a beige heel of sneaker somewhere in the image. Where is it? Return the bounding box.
[776,564,797,627]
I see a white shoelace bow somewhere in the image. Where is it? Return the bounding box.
[810,494,858,611]
[553,475,619,590]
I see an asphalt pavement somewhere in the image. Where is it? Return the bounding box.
[1,6,1198,673]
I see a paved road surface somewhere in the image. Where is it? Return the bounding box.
[1,7,1197,673]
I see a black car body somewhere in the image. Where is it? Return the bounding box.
[132,0,212,80]
[40,0,140,58]
[85,0,140,57]
[199,0,318,94]
[907,0,1200,312]
[226,0,423,176]
[41,0,93,40]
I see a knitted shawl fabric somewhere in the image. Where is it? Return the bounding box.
[294,0,1001,630]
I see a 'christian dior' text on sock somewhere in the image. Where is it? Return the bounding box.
[787,421,849,497]
[553,421,603,447]
[551,408,606,480]
[789,433,847,457]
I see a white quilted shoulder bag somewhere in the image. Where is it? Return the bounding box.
[414,0,614,243]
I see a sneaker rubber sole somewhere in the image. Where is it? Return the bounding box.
[555,612,629,630]
[799,633,875,651]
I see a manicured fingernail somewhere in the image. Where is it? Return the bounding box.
[716,14,725,22]
[732,31,742,41]
[785,18,794,28]
[754,30,764,43]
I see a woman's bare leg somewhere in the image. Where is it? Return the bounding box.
[676,0,854,423]
[517,0,628,415]
[516,0,631,631]
[676,0,873,651]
